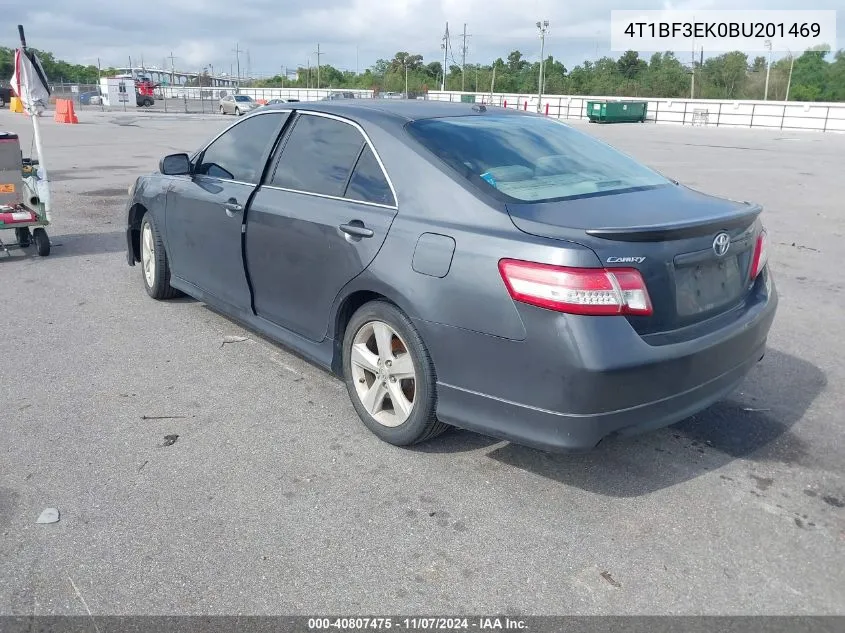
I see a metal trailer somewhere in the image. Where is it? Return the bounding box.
[0,131,51,256]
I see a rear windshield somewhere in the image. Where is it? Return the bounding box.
[406,114,670,202]
[234,95,253,102]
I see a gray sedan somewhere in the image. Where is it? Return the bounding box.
[219,94,258,115]
[125,101,777,452]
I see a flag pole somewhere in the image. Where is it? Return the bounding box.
[17,24,51,222]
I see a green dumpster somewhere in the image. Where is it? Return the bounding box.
[586,100,648,123]
[460,94,476,103]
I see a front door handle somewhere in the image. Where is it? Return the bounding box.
[339,222,374,238]
[223,200,243,213]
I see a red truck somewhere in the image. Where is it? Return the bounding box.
[135,77,156,107]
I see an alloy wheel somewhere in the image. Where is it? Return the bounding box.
[141,221,156,288]
[350,320,417,427]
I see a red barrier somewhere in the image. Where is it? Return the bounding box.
[523,101,528,110]
[503,100,507,108]
[54,99,79,124]
[545,103,549,116]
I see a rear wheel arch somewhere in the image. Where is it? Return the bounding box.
[331,288,418,376]
[128,203,148,263]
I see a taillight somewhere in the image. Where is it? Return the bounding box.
[498,259,652,316]
[750,229,769,280]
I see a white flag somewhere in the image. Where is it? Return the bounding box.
[10,48,51,112]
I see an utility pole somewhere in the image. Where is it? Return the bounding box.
[536,20,549,112]
[785,50,795,101]
[167,51,177,88]
[232,42,242,84]
[315,43,322,89]
[690,45,695,98]
[404,59,409,97]
[356,45,359,76]
[246,49,251,82]
[460,23,470,92]
[764,39,773,100]
[441,22,450,91]
[307,57,311,89]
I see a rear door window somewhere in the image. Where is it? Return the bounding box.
[271,114,366,197]
[344,146,395,207]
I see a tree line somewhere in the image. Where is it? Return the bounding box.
[2,44,843,102]
[252,47,844,102]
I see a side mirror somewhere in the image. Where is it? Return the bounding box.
[160,153,192,176]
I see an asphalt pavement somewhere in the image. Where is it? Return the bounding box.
[0,108,843,616]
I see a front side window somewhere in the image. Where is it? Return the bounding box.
[196,112,287,183]
[406,114,670,203]
[272,114,365,197]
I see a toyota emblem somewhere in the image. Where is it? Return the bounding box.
[713,232,730,257]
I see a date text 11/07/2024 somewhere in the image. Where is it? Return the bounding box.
[622,21,822,40]
[307,617,528,630]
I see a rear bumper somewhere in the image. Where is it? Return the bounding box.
[418,268,777,452]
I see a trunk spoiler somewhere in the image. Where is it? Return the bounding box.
[585,203,762,242]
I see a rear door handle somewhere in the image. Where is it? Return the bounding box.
[339,222,374,238]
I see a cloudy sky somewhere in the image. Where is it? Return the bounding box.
[4,0,843,77]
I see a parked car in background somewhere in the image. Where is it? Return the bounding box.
[219,94,258,115]
[125,101,777,453]
[263,98,300,107]
[78,90,100,105]
[322,91,356,100]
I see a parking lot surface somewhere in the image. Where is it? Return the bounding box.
[1,109,843,615]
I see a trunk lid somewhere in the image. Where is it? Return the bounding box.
[506,184,763,337]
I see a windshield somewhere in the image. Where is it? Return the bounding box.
[234,95,253,102]
[406,114,670,202]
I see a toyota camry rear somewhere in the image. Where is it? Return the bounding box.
[396,111,778,452]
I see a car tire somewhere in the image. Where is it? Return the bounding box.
[235,107,241,116]
[140,212,180,300]
[342,300,448,447]
[219,105,226,115]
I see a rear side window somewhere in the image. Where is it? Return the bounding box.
[345,146,395,206]
[272,114,365,197]
[406,115,669,203]
[196,112,287,183]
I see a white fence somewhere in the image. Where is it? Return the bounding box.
[157,86,375,101]
[154,85,845,133]
[426,91,845,134]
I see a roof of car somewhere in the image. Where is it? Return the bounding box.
[261,99,528,124]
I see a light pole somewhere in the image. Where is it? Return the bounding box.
[404,59,409,98]
[536,20,549,112]
[763,39,772,100]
